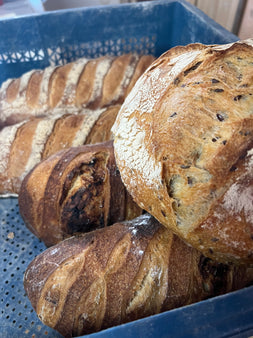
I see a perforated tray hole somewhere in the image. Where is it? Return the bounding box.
[0,198,62,337]
[0,35,157,68]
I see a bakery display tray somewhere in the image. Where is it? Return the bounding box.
[0,0,251,337]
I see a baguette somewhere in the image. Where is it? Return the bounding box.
[0,105,120,195]
[18,141,142,246]
[112,39,253,265]
[0,53,155,129]
[23,213,253,337]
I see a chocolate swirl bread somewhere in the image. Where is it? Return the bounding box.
[24,213,253,337]
[112,39,253,264]
[19,141,142,246]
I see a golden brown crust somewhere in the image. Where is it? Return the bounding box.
[75,57,100,107]
[18,141,142,246]
[85,105,119,144]
[48,63,73,108]
[6,78,20,103]
[9,119,39,177]
[26,71,43,108]
[23,214,253,337]
[42,113,87,159]
[101,54,137,107]
[101,54,132,107]
[112,39,253,264]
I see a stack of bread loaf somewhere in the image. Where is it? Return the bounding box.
[0,53,154,194]
[0,39,252,337]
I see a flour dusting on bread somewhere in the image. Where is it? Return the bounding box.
[113,39,253,264]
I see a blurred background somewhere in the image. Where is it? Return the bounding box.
[0,0,252,39]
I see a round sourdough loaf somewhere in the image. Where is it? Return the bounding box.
[112,39,253,265]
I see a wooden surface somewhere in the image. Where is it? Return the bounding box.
[186,0,247,35]
[238,0,253,38]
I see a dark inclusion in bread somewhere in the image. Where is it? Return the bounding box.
[113,39,253,264]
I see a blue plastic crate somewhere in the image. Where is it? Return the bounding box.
[0,0,238,85]
[0,1,252,337]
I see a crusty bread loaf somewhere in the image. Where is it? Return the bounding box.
[0,53,155,129]
[112,39,253,265]
[19,141,142,246]
[23,213,253,337]
[0,105,120,195]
